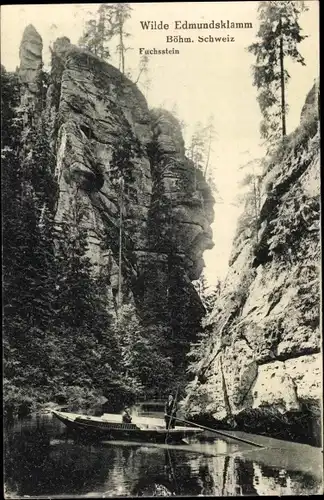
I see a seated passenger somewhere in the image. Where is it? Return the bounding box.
[122,407,132,423]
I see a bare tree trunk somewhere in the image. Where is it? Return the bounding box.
[117,177,124,320]
[119,23,125,74]
[203,132,212,179]
[279,18,286,137]
[134,68,143,84]
[98,10,105,58]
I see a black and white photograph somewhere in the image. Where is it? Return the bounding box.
[1,1,322,497]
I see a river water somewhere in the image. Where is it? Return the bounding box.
[4,414,322,497]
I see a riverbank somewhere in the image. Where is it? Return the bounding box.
[5,396,322,451]
[189,405,322,448]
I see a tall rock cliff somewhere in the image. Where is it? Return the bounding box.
[18,25,43,123]
[18,28,214,381]
[184,81,320,440]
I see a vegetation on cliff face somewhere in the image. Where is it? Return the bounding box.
[184,82,320,445]
[2,35,212,416]
[3,67,117,414]
[0,68,138,414]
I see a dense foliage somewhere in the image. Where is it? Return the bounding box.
[1,66,181,417]
[2,61,207,416]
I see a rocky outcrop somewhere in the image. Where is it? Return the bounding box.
[19,29,214,375]
[18,25,43,121]
[184,83,320,440]
[300,77,319,123]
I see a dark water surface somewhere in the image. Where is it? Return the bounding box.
[4,414,322,497]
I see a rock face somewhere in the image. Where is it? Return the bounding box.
[184,83,320,435]
[20,32,214,373]
[18,24,43,121]
[300,77,320,123]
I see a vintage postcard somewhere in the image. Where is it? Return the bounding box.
[2,1,321,497]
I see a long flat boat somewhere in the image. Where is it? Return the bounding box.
[52,410,203,443]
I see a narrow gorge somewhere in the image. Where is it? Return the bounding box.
[3,25,320,446]
[3,3,322,497]
[3,25,214,412]
[46,32,215,369]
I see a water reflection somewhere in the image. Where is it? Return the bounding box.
[4,415,322,497]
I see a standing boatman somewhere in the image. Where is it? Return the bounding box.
[164,394,177,429]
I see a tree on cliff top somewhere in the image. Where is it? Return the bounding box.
[111,3,133,74]
[79,4,113,60]
[188,121,205,171]
[187,117,221,201]
[187,117,218,177]
[134,54,151,98]
[79,3,132,73]
[248,1,308,147]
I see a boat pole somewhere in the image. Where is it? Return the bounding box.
[166,415,264,448]
[166,447,179,494]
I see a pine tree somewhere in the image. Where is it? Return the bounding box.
[187,118,217,177]
[194,272,221,315]
[203,114,217,179]
[53,197,119,396]
[79,3,133,72]
[110,3,133,74]
[113,303,174,400]
[188,121,205,170]
[2,69,60,407]
[187,118,221,202]
[1,66,21,148]
[236,158,263,241]
[2,65,134,412]
[134,54,149,84]
[78,5,112,60]
[248,1,308,145]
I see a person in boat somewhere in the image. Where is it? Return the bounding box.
[164,394,177,429]
[122,407,132,423]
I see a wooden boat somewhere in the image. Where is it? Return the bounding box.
[52,410,203,443]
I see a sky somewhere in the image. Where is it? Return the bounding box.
[1,1,320,285]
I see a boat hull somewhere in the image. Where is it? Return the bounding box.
[52,411,202,443]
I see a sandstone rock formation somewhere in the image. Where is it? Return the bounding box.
[184,83,320,432]
[19,29,215,375]
[300,77,320,123]
[18,24,43,122]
